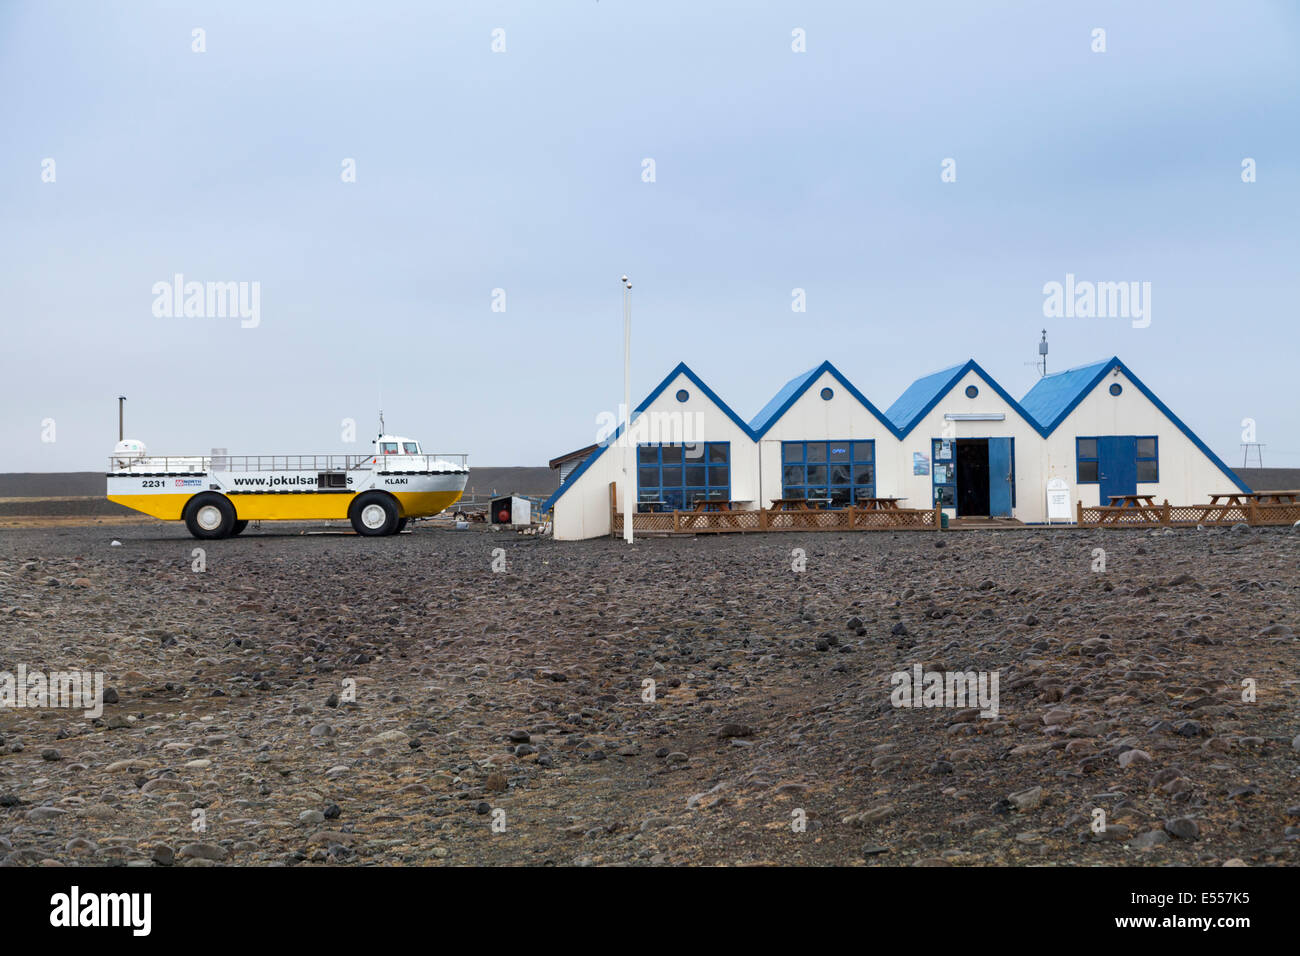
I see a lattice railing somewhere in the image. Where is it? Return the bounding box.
[853,508,937,528]
[1077,500,1299,529]
[612,504,943,535]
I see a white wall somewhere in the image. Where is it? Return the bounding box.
[1043,367,1239,511]
[551,371,757,540]
[756,370,898,508]
[891,369,1047,521]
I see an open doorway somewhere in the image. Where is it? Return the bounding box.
[947,437,1014,517]
[955,440,989,515]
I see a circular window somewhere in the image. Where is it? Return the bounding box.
[820,387,834,401]
[675,389,689,403]
[1109,383,1122,396]
[965,385,979,398]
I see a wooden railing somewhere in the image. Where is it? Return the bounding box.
[610,501,942,535]
[1077,500,1300,528]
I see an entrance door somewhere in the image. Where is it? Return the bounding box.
[987,437,1013,517]
[954,439,990,516]
[1098,436,1137,504]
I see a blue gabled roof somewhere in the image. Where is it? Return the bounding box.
[541,355,1249,513]
[748,361,901,438]
[1019,359,1112,432]
[883,360,1048,438]
[1019,356,1249,493]
[541,362,756,511]
[749,367,820,433]
[884,364,966,433]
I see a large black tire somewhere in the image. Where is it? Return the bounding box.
[230,520,249,536]
[349,492,399,536]
[184,493,237,540]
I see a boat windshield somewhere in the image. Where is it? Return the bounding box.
[403,442,420,454]
[380,442,399,454]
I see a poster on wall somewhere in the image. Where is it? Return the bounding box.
[934,463,949,484]
[937,439,953,460]
[913,452,930,475]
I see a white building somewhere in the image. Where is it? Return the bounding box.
[543,357,1248,540]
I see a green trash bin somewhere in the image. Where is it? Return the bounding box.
[940,511,949,530]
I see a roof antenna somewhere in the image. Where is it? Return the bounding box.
[1025,330,1049,378]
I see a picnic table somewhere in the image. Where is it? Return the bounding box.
[853,496,906,511]
[1097,494,1162,523]
[689,499,741,513]
[1107,494,1158,508]
[768,497,830,511]
[1200,489,1300,523]
[1209,490,1300,506]
[682,498,747,530]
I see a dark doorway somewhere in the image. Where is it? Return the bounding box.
[955,439,990,516]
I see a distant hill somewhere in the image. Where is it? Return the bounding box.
[0,467,559,520]
[0,473,108,497]
[0,467,557,500]
[1236,468,1300,493]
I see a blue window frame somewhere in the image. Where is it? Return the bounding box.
[1136,436,1158,482]
[1075,436,1158,483]
[1075,437,1099,483]
[781,440,874,507]
[637,442,729,510]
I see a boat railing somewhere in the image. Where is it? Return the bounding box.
[108,453,470,473]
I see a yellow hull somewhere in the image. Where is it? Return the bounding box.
[109,489,465,522]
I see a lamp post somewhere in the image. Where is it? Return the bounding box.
[118,396,126,441]
[621,275,633,544]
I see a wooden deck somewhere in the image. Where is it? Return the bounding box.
[1076,494,1300,529]
[609,484,941,535]
[599,485,1300,537]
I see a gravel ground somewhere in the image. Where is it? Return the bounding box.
[1,522,1297,867]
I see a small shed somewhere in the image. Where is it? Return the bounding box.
[490,494,532,526]
[549,444,599,486]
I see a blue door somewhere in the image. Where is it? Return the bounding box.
[987,438,1013,517]
[1098,436,1137,504]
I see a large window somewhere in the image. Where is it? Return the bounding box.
[1075,436,1158,483]
[637,442,729,510]
[781,440,875,506]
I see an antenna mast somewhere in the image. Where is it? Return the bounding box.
[1024,331,1049,379]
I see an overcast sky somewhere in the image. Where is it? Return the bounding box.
[2,0,1297,471]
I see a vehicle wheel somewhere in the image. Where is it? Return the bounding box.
[349,492,399,536]
[184,493,236,539]
[230,520,249,536]
[395,518,408,533]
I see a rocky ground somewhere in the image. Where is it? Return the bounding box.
[0,521,1297,867]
